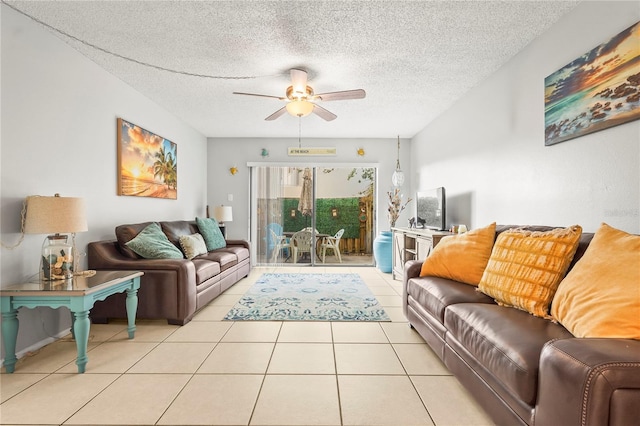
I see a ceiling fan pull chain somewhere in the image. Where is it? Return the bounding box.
[298,117,302,148]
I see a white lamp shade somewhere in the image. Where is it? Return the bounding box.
[213,205,233,222]
[24,195,88,234]
[286,100,314,117]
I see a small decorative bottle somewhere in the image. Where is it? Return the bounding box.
[41,234,73,280]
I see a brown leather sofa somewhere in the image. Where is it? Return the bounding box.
[403,225,640,426]
[88,220,250,325]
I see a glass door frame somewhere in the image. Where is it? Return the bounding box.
[248,161,379,266]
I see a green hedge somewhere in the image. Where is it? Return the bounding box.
[282,198,361,238]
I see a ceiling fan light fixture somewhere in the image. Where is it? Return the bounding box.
[286,85,314,100]
[286,100,314,117]
[235,68,364,121]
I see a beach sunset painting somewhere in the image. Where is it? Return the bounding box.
[117,118,177,199]
[545,21,639,146]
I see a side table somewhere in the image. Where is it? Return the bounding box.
[1,270,142,373]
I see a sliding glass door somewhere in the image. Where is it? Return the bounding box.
[250,165,376,266]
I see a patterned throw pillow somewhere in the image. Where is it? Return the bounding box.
[551,223,640,338]
[419,222,496,285]
[196,217,226,251]
[179,233,208,260]
[477,225,582,318]
[125,222,184,259]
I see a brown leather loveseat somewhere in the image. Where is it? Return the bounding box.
[403,225,640,425]
[88,220,250,325]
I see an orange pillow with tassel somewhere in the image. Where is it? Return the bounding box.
[477,225,582,318]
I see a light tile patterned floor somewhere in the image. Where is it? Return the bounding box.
[0,266,494,425]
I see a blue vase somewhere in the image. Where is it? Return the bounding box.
[373,231,393,273]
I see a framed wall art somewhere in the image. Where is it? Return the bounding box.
[117,118,177,199]
[544,21,639,146]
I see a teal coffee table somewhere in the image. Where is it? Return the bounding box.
[1,270,142,373]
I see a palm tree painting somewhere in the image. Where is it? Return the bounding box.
[117,118,178,199]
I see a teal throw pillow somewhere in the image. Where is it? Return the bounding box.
[196,217,226,250]
[125,222,184,259]
[179,233,208,260]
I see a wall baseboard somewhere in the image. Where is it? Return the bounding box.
[1,328,71,368]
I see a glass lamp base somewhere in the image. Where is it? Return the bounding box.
[41,234,74,280]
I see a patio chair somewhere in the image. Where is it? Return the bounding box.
[266,223,285,255]
[269,228,291,262]
[320,229,344,263]
[291,230,314,263]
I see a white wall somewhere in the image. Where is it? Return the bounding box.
[0,5,207,356]
[206,137,412,240]
[411,1,640,234]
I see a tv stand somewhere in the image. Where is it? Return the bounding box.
[391,227,453,281]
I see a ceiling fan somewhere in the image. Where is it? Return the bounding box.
[233,68,366,121]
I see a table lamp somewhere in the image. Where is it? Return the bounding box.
[213,205,232,238]
[213,205,233,226]
[23,194,87,280]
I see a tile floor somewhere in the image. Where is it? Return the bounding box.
[0,266,494,425]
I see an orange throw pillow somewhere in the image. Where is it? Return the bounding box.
[477,225,582,318]
[551,223,640,338]
[419,223,496,286]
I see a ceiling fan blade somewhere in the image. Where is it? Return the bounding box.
[265,106,287,121]
[312,104,337,121]
[233,91,285,100]
[290,68,308,96]
[315,89,366,101]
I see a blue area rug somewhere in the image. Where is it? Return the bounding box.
[224,273,391,321]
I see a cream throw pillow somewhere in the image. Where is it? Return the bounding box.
[419,222,496,286]
[477,225,582,318]
[179,233,208,260]
[551,223,640,338]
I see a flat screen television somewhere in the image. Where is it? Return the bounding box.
[415,187,446,231]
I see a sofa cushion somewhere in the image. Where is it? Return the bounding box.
[124,222,184,259]
[477,225,582,318]
[115,221,154,259]
[201,250,237,271]
[192,257,221,284]
[407,276,495,323]
[196,217,226,250]
[161,220,198,247]
[179,233,208,260]
[420,222,496,285]
[444,303,573,406]
[552,223,640,338]
[219,245,250,262]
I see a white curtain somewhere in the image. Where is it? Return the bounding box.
[251,166,289,264]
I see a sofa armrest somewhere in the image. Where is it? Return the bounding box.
[88,240,197,323]
[404,259,422,280]
[536,338,640,426]
[225,239,250,250]
[402,260,423,316]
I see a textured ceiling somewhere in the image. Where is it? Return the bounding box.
[5,0,579,139]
